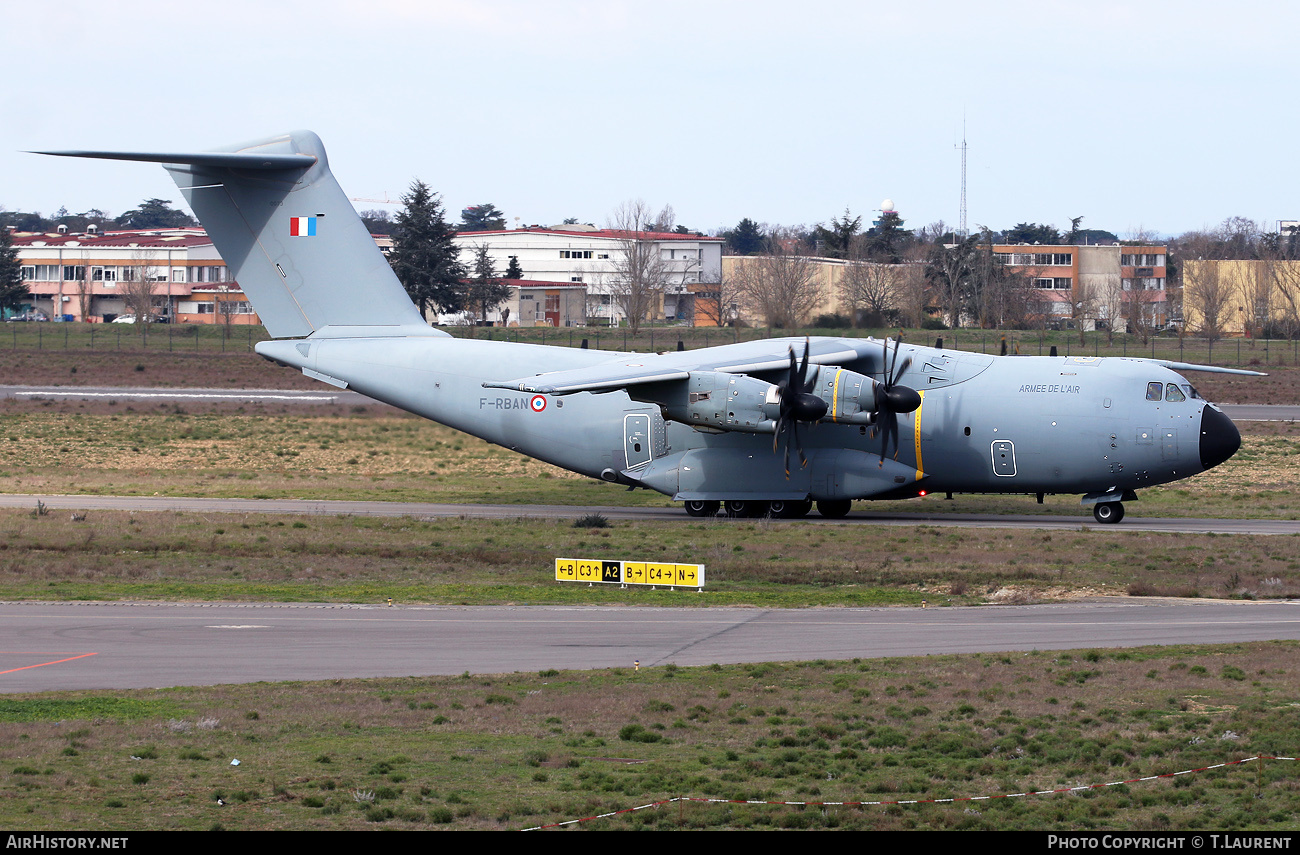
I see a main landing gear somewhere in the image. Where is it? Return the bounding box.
[682,499,842,519]
[1092,502,1125,524]
[684,500,720,517]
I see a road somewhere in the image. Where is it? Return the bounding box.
[0,493,1297,535]
[3,598,1298,693]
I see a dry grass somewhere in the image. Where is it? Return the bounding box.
[1,509,1298,605]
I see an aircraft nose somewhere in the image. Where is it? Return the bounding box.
[1199,405,1241,470]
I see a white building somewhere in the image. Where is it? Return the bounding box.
[9,227,257,324]
[453,226,723,325]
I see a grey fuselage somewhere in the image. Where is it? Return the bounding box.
[257,334,1237,505]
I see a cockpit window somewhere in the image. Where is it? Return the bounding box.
[1146,381,1163,401]
[1165,383,1186,402]
[1183,384,1202,400]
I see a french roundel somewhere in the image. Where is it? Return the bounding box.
[530,395,547,413]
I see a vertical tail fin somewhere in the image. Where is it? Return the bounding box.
[39,130,437,339]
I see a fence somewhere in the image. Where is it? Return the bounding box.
[7,321,1296,368]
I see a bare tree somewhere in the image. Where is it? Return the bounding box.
[122,250,162,339]
[1097,274,1126,344]
[1270,260,1300,339]
[894,246,932,328]
[72,257,94,322]
[839,251,901,328]
[1184,260,1232,341]
[606,200,671,335]
[691,271,744,327]
[1244,258,1276,344]
[1073,276,1099,345]
[216,287,240,338]
[731,246,821,330]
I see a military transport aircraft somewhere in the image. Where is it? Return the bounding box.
[39,131,1259,524]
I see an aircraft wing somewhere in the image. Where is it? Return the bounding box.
[482,337,874,394]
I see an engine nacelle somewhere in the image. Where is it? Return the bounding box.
[655,371,780,433]
[812,367,880,425]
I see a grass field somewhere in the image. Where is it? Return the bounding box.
[1,505,1299,606]
[0,408,1296,515]
[2,642,1297,830]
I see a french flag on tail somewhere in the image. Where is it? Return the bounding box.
[289,216,317,237]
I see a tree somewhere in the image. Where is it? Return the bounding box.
[646,204,676,233]
[359,209,395,235]
[605,200,672,335]
[216,287,243,339]
[72,258,94,322]
[691,271,745,327]
[465,244,513,326]
[122,250,163,339]
[969,231,1034,329]
[731,245,821,330]
[1003,222,1061,245]
[1066,216,1085,245]
[459,203,506,232]
[839,246,902,327]
[390,181,465,319]
[926,236,979,328]
[725,218,766,255]
[895,245,933,328]
[0,227,29,319]
[505,255,524,280]
[813,208,861,259]
[1183,260,1231,341]
[864,211,909,263]
[113,198,195,229]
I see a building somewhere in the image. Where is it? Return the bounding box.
[10,227,259,324]
[508,280,588,327]
[452,226,723,326]
[1181,259,1300,337]
[994,243,1169,328]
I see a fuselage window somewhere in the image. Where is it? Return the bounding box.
[1146,381,1163,401]
[1165,383,1186,403]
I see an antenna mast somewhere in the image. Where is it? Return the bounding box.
[956,119,968,238]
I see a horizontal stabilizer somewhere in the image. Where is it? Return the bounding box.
[34,150,316,171]
[1136,359,1267,377]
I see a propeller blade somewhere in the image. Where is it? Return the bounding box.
[797,337,812,391]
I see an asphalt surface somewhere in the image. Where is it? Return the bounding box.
[0,493,1297,535]
[3,598,1299,693]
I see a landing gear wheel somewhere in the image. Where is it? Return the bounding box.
[725,500,769,518]
[768,500,812,519]
[816,499,852,519]
[684,500,720,518]
[1093,501,1124,524]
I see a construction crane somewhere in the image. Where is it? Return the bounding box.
[349,192,401,205]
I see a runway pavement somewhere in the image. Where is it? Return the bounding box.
[3,598,1298,693]
[0,493,1296,534]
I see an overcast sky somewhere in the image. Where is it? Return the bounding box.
[4,0,1295,239]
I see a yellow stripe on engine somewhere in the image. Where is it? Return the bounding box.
[831,369,842,422]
